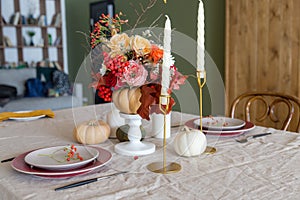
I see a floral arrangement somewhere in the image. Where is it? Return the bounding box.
[90,13,186,119]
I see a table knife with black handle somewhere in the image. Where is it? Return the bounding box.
[54,171,128,191]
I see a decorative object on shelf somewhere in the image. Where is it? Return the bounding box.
[22,36,27,46]
[53,36,61,46]
[73,120,110,145]
[37,15,46,26]
[27,31,36,46]
[21,15,26,25]
[3,36,13,47]
[173,126,207,157]
[27,14,36,25]
[89,13,186,156]
[1,15,7,24]
[27,0,37,24]
[48,34,52,45]
[10,12,20,25]
[54,13,61,27]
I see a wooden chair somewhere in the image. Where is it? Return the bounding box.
[230,92,300,132]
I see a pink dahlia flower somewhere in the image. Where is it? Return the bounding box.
[121,60,148,87]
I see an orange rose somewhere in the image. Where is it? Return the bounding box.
[150,45,163,63]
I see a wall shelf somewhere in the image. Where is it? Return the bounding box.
[0,0,64,70]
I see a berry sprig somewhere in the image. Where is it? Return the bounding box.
[97,85,113,102]
[95,52,130,102]
[90,13,128,49]
[103,53,129,77]
[64,144,83,162]
[38,144,83,163]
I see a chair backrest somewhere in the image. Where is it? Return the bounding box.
[230,92,300,132]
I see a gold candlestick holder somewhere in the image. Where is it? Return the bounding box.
[147,95,181,174]
[197,70,217,154]
[197,70,206,132]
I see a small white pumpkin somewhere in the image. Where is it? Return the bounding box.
[173,126,207,157]
[73,120,110,145]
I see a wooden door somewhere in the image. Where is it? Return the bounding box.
[225,0,300,129]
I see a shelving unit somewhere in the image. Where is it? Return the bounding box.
[0,0,65,70]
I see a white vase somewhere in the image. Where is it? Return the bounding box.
[151,112,171,139]
[107,106,125,138]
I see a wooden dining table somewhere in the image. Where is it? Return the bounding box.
[0,103,299,199]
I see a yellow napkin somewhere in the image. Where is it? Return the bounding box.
[0,110,55,122]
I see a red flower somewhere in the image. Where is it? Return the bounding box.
[103,73,117,88]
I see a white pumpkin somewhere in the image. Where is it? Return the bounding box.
[173,126,207,157]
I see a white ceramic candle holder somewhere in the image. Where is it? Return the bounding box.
[151,112,171,139]
[106,106,125,138]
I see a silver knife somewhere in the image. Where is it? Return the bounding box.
[54,171,128,191]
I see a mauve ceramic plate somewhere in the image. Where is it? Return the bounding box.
[194,116,246,131]
[11,147,112,179]
[24,146,99,171]
[185,118,255,137]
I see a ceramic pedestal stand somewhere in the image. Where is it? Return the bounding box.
[114,113,155,156]
[147,95,181,174]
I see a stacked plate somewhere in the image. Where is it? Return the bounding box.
[9,111,46,121]
[185,116,255,137]
[11,146,112,179]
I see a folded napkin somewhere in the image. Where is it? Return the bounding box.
[0,110,55,122]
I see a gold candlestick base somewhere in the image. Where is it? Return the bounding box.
[147,95,181,174]
[147,162,181,174]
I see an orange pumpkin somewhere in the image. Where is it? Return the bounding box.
[73,120,110,144]
[112,87,142,114]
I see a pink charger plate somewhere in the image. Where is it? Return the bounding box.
[11,146,112,179]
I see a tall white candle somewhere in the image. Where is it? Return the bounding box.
[161,15,171,97]
[197,0,205,74]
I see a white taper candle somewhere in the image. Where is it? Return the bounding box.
[161,15,171,97]
[197,0,205,76]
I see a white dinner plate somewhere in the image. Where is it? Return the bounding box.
[9,111,46,121]
[24,146,99,171]
[194,116,246,131]
[11,146,112,179]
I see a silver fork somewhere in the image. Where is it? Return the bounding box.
[235,132,272,143]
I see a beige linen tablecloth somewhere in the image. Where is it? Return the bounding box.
[0,104,299,200]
